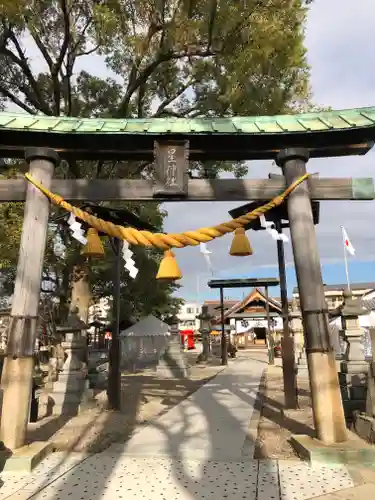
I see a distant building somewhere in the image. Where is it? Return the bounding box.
[177,302,201,331]
[207,289,283,347]
[203,299,238,318]
[292,282,375,311]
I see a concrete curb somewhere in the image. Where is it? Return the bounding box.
[0,441,53,473]
[347,465,375,487]
[242,366,267,458]
[308,483,375,498]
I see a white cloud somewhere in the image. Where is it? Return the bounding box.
[166,0,375,299]
[306,0,375,108]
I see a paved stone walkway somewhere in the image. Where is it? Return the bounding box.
[0,355,360,499]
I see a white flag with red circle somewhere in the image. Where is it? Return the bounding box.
[341,226,355,256]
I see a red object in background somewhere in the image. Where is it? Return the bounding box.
[274,344,282,358]
[179,329,195,349]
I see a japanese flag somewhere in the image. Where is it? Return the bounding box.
[341,226,355,256]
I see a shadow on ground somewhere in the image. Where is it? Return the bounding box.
[1,351,319,499]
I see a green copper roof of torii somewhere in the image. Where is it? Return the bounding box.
[1,107,375,161]
[0,107,375,134]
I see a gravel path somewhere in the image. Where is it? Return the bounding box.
[255,362,315,459]
[26,352,225,453]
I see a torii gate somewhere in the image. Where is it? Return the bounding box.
[1,107,375,452]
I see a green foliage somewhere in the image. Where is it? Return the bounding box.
[91,244,183,321]
[0,1,311,119]
[0,0,312,320]
[0,203,23,269]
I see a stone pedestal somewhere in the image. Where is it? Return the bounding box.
[292,326,307,372]
[157,317,189,379]
[196,331,212,363]
[45,343,65,390]
[365,328,375,418]
[297,349,308,367]
[290,311,305,370]
[338,293,369,420]
[353,327,375,442]
[49,317,94,416]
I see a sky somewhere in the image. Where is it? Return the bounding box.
[10,0,375,303]
[163,0,375,302]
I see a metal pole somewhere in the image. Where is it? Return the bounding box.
[276,220,298,409]
[107,237,122,410]
[277,148,347,444]
[264,285,274,365]
[220,287,228,365]
[341,226,351,292]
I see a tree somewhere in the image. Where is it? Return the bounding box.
[0,1,311,147]
[0,0,312,320]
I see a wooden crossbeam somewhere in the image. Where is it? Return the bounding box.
[0,177,373,202]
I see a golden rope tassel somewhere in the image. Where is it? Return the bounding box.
[82,228,105,258]
[229,228,253,256]
[156,250,182,280]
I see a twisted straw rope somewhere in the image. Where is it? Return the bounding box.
[25,172,310,250]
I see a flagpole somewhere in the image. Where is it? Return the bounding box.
[341,226,351,292]
[343,245,351,292]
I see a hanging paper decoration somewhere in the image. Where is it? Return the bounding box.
[259,215,289,242]
[199,242,214,275]
[67,213,87,245]
[122,240,138,279]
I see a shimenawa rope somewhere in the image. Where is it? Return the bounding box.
[24,172,310,250]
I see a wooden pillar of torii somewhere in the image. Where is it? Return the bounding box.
[276,148,348,443]
[0,148,58,450]
[0,141,373,450]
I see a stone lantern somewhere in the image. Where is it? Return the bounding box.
[48,309,93,415]
[157,314,189,378]
[340,290,367,369]
[338,290,368,419]
[166,314,179,337]
[196,305,214,363]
